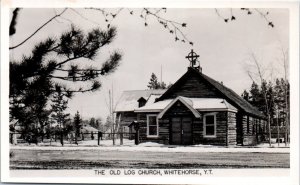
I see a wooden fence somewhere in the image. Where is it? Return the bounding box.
[9,131,139,146]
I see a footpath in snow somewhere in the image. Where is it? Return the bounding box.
[10,140,290,154]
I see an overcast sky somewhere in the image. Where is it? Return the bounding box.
[9,8,289,120]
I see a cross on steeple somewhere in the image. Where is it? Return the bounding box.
[185,49,201,72]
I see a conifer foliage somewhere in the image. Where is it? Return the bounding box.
[9,25,122,140]
[147,73,168,89]
[50,86,71,146]
[73,111,82,145]
[242,78,290,142]
[50,86,70,130]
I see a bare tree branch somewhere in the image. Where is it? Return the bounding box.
[9,8,68,50]
[247,71,255,82]
[254,9,274,27]
[250,53,264,84]
[85,7,193,45]
[215,8,274,27]
[247,52,272,147]
[279,46,289,146]
[70,8,100,26]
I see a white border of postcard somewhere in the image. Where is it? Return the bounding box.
[1,0,299,184]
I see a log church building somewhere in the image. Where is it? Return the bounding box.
[115,50,266,146]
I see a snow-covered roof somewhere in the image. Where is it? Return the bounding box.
[189,98,237,111]
[135,99,173,112]
[157,96,201,119]
[81,125,99,133]
[145,94,161,106]
[114,89,166,112]
[135,97,237,113]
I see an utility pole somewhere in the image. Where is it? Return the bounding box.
[109,85,115,146]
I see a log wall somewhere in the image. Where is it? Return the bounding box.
[242,115,262,145]
[227,112,237,146]
[117,112,137,126]
[196,111,228,146]
[159,71,221,100]
[137,112,170,144]
[137,110,235,146]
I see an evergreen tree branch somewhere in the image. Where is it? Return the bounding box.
[58,81,101,93]
[55,55,83,67]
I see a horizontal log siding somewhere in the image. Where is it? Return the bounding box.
[118,112,138,126]
[242,115,257,145]
[256,119,265,143]
[227,112,237,146]
[160,72,221,100]
[137,111,238,146]
[192,118,201,144]
[137,113,169,144]
[198,111,228,146]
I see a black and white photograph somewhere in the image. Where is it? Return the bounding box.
[1,0,299,184]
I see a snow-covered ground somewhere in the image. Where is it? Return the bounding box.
[10,139,290,153]
[34,139,135,147]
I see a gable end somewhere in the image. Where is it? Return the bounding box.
[156,69,222,101]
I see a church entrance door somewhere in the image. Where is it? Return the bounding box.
[171,117,192,145]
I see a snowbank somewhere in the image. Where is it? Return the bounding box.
[10,140,289,153]
[137,142,164,147]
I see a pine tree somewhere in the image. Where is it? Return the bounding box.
[241,90,250,101]
[267,81,275,123]
[73,111,82,141]
[249,82,263,110]
[10,75,52,143]
[50,85,70,146]
[147,73,168,89]
[273,78,290,141]
[147,73,160,89]
[95,119,100,129]
[243,79,290,144]
[274,78,288,117]
[9,26,122,134]
[89,118,96,127]
[160,81,167,89]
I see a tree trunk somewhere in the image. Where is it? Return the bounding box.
[284,83,289,146]
[60,131,64,146]
[262,89,271,147]
[41,131,44,142]
[268,114,271,147]
[135,129,140,145]
[10,133,13,144]
[277,109,280,146]
[112,125,115,145]
[98,131,101,146]
[285,112,289,146]
[120,127,123,145]
[75,134,78,145]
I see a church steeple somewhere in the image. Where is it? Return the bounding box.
[185,49,202,73]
